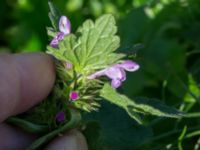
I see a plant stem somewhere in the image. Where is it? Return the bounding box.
[146,125,200,143]
[27,108,81,150]
[6,117,49,134]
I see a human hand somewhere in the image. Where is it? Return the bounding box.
[0,53,88,150]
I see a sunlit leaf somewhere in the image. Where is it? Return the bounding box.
[100,83,183,123]
[184,74,200,103]
[47,14,125,74]
[75,14,125,72]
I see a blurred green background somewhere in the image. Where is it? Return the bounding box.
[1,0,200,149]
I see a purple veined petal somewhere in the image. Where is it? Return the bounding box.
[59,16,71,35]
[118,60,140,72]
[70,91,79,101]
[50,32,65,48]
[55,111,65,122]
[111,79,122,88]
[104,66,126,81]
[87,69,106,79]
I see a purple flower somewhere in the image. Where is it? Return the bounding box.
[50,16,71,48]
[50,32,65,48]
[87,60,140,88]
[70,91,79,101]
[116,60,140,72]
[111,79,122,88]
[55,111,65,122]
[59,16,71,35]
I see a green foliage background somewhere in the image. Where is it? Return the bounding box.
[1,0,200,149]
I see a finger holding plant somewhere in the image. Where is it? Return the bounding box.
[7,2,184,150]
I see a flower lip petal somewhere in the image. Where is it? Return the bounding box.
[118,60,140,72]
[86,60,139,89]
[105,66,126,81]
[59,16,71,35]
[111,79,122,88]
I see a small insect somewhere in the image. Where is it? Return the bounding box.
[118,43,144,58]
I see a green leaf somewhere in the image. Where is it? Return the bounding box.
[74,14,124,72]
[59,34,79,65]
[100,84,183,123]
[46,27,57,38]
[184,74,200,103]
[48,1,61,31]
[82,121,104,150]
[134,97,184,118]
[47,14,125,73]
[46,45,66,61]
[83,101,153,150]
[47,34,79,65]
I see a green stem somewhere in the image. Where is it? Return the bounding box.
[185,130,200,139]
[6,117,48,134]
[146,125,200,143]
[27,109,81,150]
[185,112,200,118]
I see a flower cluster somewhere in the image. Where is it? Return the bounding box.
[51,16,140,121]
[50,16,71,48]
[87,60,140,88]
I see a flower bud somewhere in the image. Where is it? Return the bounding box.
[55,111,65,122]
[50,32,64,48]
[59,16,71,35]
[70,91,79,101]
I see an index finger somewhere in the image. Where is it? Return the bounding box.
[0,53,55,122]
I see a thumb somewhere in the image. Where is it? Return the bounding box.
[45,130,88,150]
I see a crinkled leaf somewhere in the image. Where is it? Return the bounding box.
[47,34,78,65]
[59,34,79,65]
[46,45,66,61]
[47,14,125,73]
[100,84,183,123]
[75,14,124,72]
[133,97,184,118]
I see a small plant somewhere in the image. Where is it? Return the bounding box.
[7,2,184,150]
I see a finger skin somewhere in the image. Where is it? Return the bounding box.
[45,130,88,150]
[0,125,88,150]
[0,124,36,150]
[0,53,88,150]
[0,53,55,122]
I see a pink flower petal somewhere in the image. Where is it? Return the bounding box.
[118,60,140,72]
